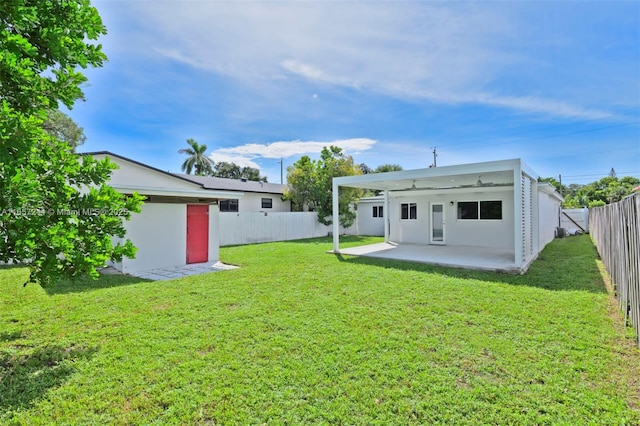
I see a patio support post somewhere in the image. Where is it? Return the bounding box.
[513,164,524,270]
[384,190,390,243]
[332,179,340,252]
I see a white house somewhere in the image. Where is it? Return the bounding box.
[173,174,291,213]
[86,152,245,274]
[333,159,563,273]
[355,196,385,236]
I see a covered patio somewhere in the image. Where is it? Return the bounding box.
[331,158,562,274]
[337,242,519,273]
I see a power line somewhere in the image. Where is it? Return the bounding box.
[437,114,640,152]
[563,171,640,178]
[444,121,640,153]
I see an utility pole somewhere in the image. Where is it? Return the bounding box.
[278,158,283,184]
[558,174,563,198]
[430,147,437,168]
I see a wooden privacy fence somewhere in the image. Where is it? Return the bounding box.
[590,192,640,346]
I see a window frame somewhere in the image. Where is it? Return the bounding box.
[219,199,239,212]
[261,198,273,209]
[373,205,383,218]
[457,200,503,220]
[400,202,417,220]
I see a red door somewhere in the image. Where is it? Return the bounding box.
[186,204,209,264]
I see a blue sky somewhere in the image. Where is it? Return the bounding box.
[71,1,639,185]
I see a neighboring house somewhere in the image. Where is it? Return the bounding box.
[332,158,563,273]
[173,174,291,213]
[355,196,385,236]
[86,152,243,274]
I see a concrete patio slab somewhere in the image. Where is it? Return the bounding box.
[103,261,239,281]
[336,242,519,273]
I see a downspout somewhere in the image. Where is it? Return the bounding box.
[332,179,340,252]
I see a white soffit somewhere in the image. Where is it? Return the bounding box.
[336,159,530,191]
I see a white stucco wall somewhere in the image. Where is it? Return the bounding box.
[356,201,385,236]
[92,154,200,191]
[538,187,562,248]
[232,192,290,213]
[208,204,220,262]
[121,203,187,274]
[388,189,515,249]
[117,203,220,273]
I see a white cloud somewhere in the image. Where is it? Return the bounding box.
[209,138,377,168]
[111,1,622,120]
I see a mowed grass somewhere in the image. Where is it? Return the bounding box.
[1,235,638,425]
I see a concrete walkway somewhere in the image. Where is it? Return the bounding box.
[336,242,520,273]
[125,261,239,281]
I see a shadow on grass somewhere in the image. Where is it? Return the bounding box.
[0,265,152,296]
[0,344,98,416]
[336,235,606,293]
[286,235,381,245]
[42,274,152,296]
[0,331,24,343]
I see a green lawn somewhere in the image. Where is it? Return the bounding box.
[1,235,638,425]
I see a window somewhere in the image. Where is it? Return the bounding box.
[219,199,239,212]
[457,201,502,220]
[480,200,502,220]
[261,198,273,209]
[373,206,383,218]
[401,203,417,220]
[457,202,478,220]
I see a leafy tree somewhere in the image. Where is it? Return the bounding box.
[563,175,640,207]
[42,109,86,150]
[359,163,403,175]
[240,166,267,182]
[285,146,362,227]
[211,161,267,182]
[359,163,373,175]
[374,164,403,173]
[213,162,241,179]
[178,138,213,176]
[0,0,143,285]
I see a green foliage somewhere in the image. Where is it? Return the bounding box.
[541,175,640,207]
[42,109,86,149]
[564,176,640,207]
[0,236,638,423]
[285,146,362,227]
[212,161,267,182]
[0,0,142,284]
[374,163,403,173]
[359,163,403,175]
[178,138,213,176]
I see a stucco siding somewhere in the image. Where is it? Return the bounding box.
[92,154,200,191]
[356,201,385,236]
[208,204,220,263]
[121,203,187,273]
[388,190,515,249]
[538,190,561,248]
[236,192,291,213]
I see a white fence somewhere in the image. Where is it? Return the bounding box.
[219,212,355,246]
[590,193,640,347]
[561,208,589,233]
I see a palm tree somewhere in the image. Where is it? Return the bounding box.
[178,138,213,175]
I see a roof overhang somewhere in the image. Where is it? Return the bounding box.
[111,184,243,200]
[335,159,537,192]
[538,182,564,203]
